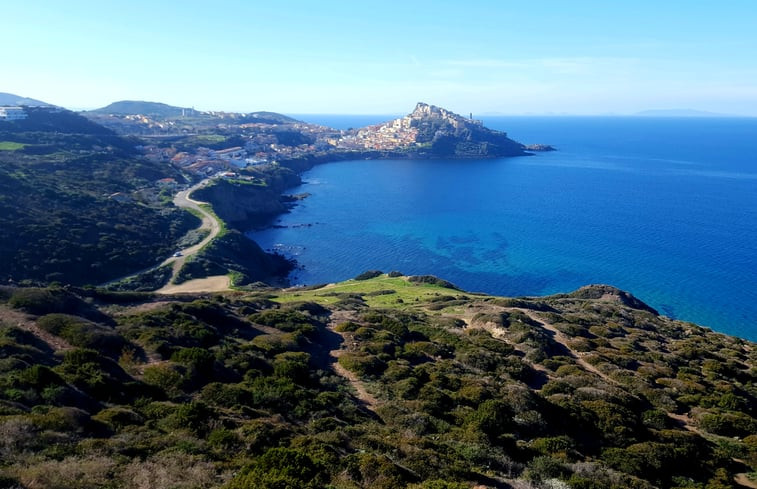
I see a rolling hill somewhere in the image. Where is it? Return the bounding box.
[0,92,53,107]
[89,100,191,117]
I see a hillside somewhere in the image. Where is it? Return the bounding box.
[348,103,529,157]
[0,277,754,489]
[0,107,198,285]
[241,111,302,125]
[89,100,191,117]
[0,92,52,107]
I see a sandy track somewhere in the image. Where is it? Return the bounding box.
[152,180,233,294]
[157,275,231,294]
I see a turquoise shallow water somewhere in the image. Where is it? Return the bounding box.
[250,116,757,340]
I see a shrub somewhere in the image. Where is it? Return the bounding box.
[524,455,569,482]
[92,406,144,430]
[8,287,81,315]
[200,382,253,408]
[171,347,215,371]
[249,310,317,335]
[273,352,311,384]
[251,332,302,353]
[365,289,397,297]
[227,447,325,489]
[335,321,361,332]
[38,314,125,357]
[408,275,458,289]
[697,411,757,438]
[142,364,185,398]
[13,455,117,489]
[338,352,386,377]
[467,399,512,438]
[163,401,215,435]
[354,270,383,280]
[120,452,218,489]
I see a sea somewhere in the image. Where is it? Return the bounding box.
[249,115,757,341]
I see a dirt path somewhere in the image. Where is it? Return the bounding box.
[0,307,72,352]
[103,179,229,293]
[666,412,701,434]
[157,180,223,284]
[154,180,234,293]
[331,351,379,411]
[156,275,231,294]
[509,308,622,387]
[324,311,379,412]
[735,472,757,488]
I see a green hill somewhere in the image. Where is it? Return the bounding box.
[0,277,754,488]
[241,111,302,125]
[0,107,197,285]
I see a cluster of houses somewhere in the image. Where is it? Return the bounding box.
[0,107,28,120]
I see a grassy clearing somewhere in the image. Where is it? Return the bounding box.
[273,274,467,309]
[190,134,227,144]
[0,141,26,151]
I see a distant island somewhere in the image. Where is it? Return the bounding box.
[634,108,735,117]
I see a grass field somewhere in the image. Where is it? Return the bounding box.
[273,274,475,310]
[0,141,26,151]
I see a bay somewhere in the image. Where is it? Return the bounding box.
[249,116,757,340]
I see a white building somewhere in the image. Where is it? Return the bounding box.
[0,107,27,120]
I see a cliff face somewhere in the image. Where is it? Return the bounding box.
[192,180,289,229]
[411,102,527,157]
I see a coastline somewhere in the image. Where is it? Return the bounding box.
[227,149,543,288]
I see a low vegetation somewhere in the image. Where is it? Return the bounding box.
[0,108,197,286]
[0,276,754,488]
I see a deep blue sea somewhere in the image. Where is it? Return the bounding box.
[250,116,757,340]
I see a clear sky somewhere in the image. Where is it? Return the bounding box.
[3,0,757,115]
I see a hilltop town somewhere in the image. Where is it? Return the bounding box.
[80,102,534,179]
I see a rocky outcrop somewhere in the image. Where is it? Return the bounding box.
[525,144,556,152]
[557,284,659,315]
[191,180,290,230]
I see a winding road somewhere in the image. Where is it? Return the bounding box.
[102,179,230,293]
[154,180,229,293]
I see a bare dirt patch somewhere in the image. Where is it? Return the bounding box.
[157,276,231,294]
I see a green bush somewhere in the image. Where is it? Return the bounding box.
[142,364,185,398]
[37,314,125,357]
[698,411,757,438]
[251,332,302,353]
[408,275,458,289]
[524,455,569,483]
[8,287,81,315]
[338,352,386,377]
[273,352,311,384]
[249,309,317,335]
[226,447,325,489]
[354,270,383,280]
[92,406,144,430]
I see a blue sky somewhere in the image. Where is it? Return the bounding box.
[3,0,757,114]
